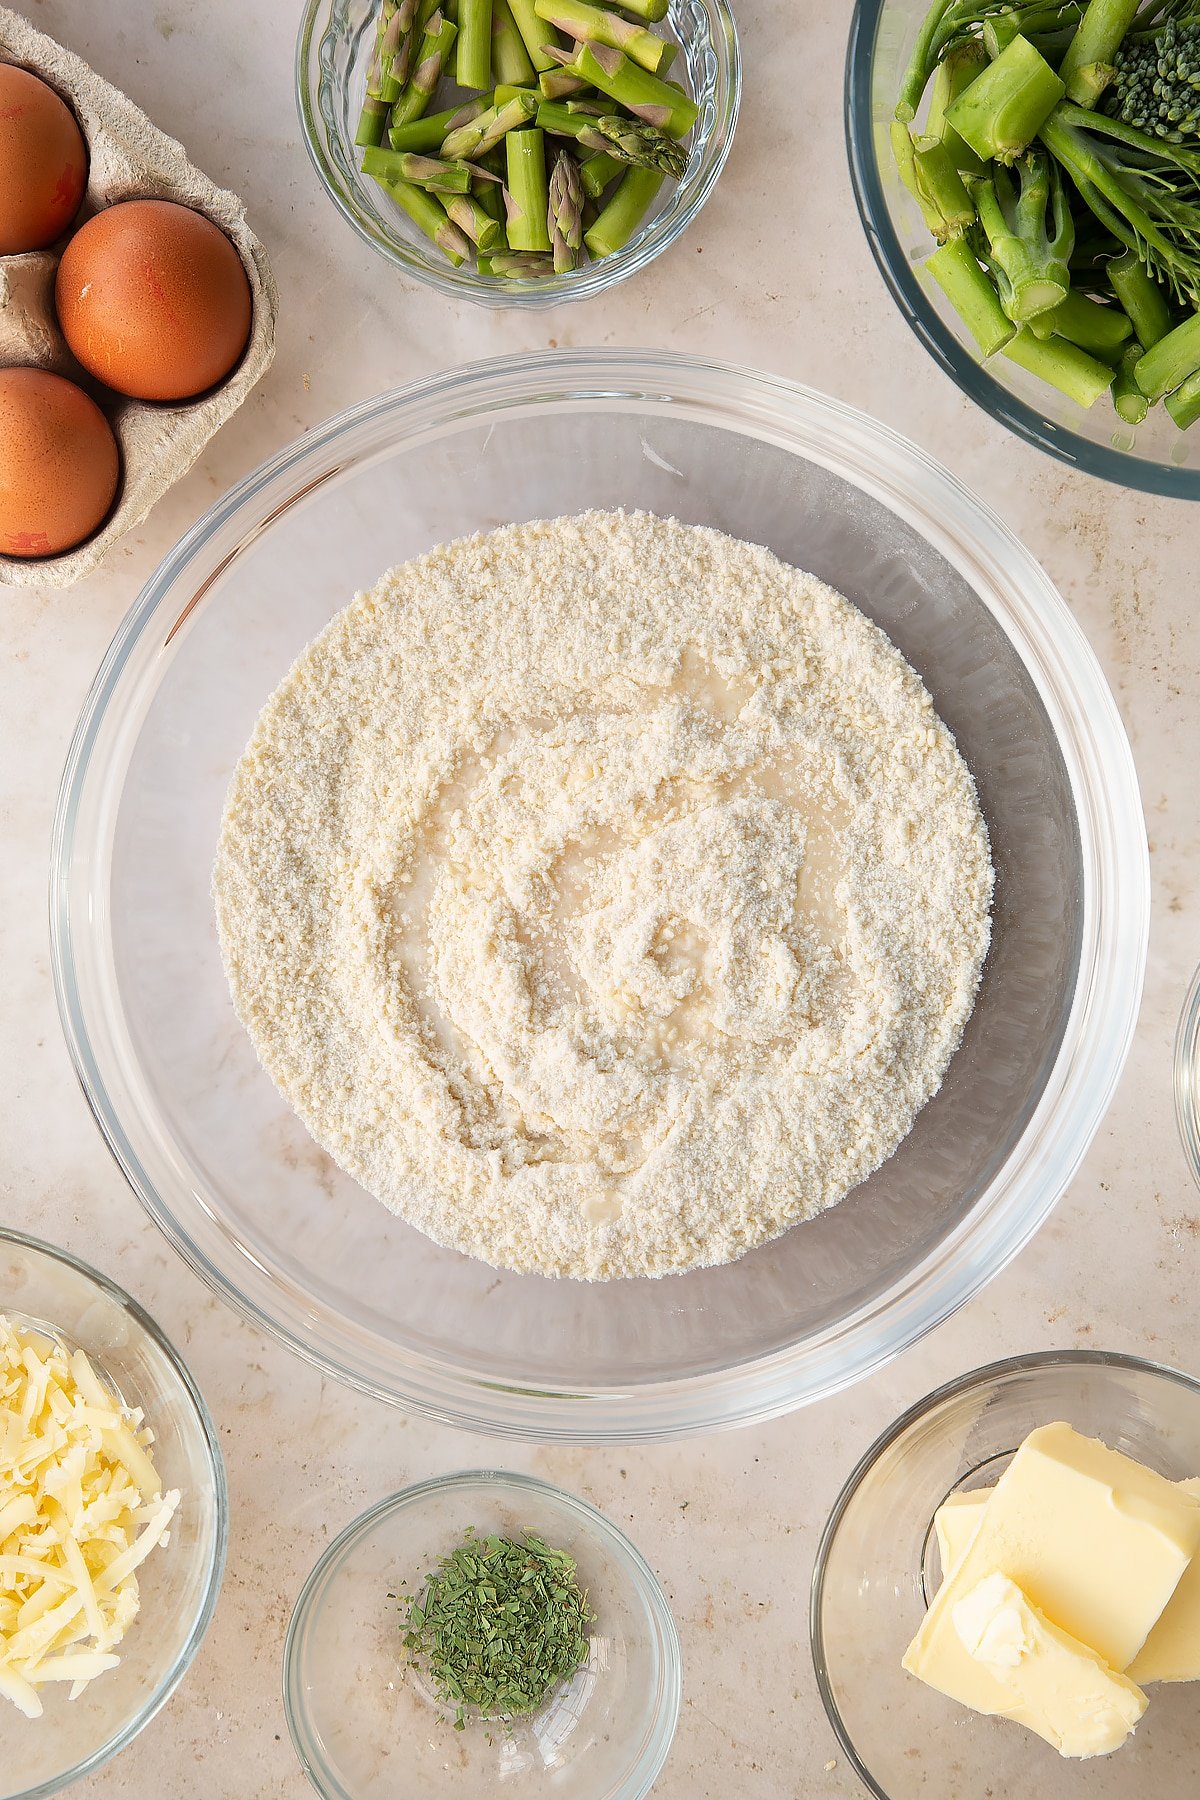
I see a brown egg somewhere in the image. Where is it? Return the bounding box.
[0,367,119,558]
[55,199,252,402]
[0,63,88,254]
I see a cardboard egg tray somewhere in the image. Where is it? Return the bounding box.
[0,7,278,589]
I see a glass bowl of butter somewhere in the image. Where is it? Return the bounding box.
[812,1351,1200,1797]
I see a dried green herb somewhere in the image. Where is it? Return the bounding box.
[402,1527,594,1729]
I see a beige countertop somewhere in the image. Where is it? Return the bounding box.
[3,1,1198,1794]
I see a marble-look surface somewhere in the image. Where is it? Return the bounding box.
[2,1,1198,1794]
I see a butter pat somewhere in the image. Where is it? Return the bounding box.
[950,1573,1147,1757]
[1129,1478,1200,1683]
[935,1474,1200,1685]
[934,1488,987,1578]
[906,1423,1200,1687]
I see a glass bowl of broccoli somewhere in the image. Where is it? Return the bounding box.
[846,0,1200,497]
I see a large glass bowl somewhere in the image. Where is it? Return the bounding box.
[812,1352,1200,1796]
[283,1471,680,1798]
[296,0,739,306]
[50,348,1149,1441]
[0,1230,227,1800]
[845,0,1200,499]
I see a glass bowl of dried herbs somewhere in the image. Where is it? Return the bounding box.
[283,1469,681,1797]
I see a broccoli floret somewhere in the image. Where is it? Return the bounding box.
[1108,16,1200,141]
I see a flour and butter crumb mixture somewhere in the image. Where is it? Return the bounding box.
[213,510,993,1280]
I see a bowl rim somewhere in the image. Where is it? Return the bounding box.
[281,1467,683,1800]
[294,0,741,308]
[50,346,1150,1442]
[843,0,1200,501]
[0,1225,229,1800]
[809,1347,1200,1797]
[1174,960,1200,1190]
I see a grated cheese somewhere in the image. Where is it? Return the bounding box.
[0,1313,180,1718]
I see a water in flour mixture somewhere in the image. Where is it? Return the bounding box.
[213,510,994,1280]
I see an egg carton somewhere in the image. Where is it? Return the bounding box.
[0,7,277,589]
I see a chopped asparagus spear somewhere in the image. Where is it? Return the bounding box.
[457,0,494,89]
[548,147,584,269]
[441,190,506,247]
[389,12,458,128]
[566,39,696,135]
[362,147,475,191]
[534,0,673,74]
[377,173,472,262]
[506,125,553,249]
[443,89,538,157]
[539,67,589,97]
[489,250,557,274]
[508,0,564,71]
[491,0,536,84]
[579,146,623,197]
[583,162,662,256]
[388,96,488,153]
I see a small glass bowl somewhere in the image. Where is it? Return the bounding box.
[0,1229,227,1800]
[845,0,1200,498]
[296,0,739,305]
[1174,961,1200,1190]
[283,1470,681,1798]
[811,1351,1200,1798]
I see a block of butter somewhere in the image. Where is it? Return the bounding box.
[949,1572,1147,1758]
[904,1422,1200,1751]
[934,1475,1200,1685]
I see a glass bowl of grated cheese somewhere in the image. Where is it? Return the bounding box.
[0,1229,227,1800]
[50,349,1149,1441]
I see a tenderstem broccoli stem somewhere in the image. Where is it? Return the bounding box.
[892,122,958,239]
[1112,341,1150,421]
[1135,309,1200,398]
[1031,288,1134,352]
[927,237,1016,354]
[378,175,472,262]
[567,40,697,135]
[897,0,961,122]
[1058,0,1141,106]
[491,0,537,84]
[1165,366,1200,428]
[457,0,494,90]
[927,40,988,173]
[972,150,1073,320]
[1003,327,1117,402]
[388,96,487,152]
[535,0,673,74]
[509,0,564,71]
[914,136,976,236]
[1107,249,1173,347]
[946,34,1066,162]
[505,126,552,249]
[583,163,662,255]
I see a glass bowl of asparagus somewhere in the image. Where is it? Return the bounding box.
[846,0,1200,497]
[297,0,739,302]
